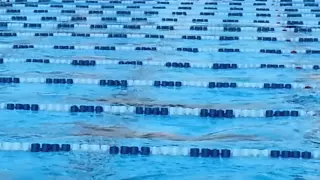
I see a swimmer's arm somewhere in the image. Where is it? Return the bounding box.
[194,134,262,141]
[138,133,191,141]
[72,131,262,141]
[138,133,262,141]
[74,122,125,132]
[73,123,262,141]
[134,133,262,141]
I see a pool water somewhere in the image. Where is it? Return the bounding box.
[0,0,320,179]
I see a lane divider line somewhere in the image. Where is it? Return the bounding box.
[0,43,318,54]
[0,76,318,90]
[2,58,319,70]
[0,142,319,160]
[3,11,318,22]
[3,2,318,13]
[0,102,315,118]
[0,4,284,12]
[2,10,318,19]
[0,31,319,43]
[2,0,316,8]
[1,12,320,26]
[1,14,313,25]
[0,0,276,5]
[3,22,320,32]
[0,10,283,16]
[0,15,320,26]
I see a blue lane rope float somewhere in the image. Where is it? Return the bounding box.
[0,16,285,26]
[0,20,288,28]
[2,16,320,27]
[2,57,320,70]
[1,13,320,26]
[278,8,320,13]
[3,22,320,33]
[0,4,280,11]
[0,0,275,6]
[0,7,319,21]
[0,2,273,7]
[3,3,319,13]
[2,10,320,19]
[0,4,279,12]
[1,0,317,7]
[0,0,305,6]
[2,15,312,25]
[0,43,319,55]
[1,31,319,43]
[274,3,320,7]
[2,0,316,8]
[0,9,284,17]
[1,2,318,10]
[2,21,320,33]
[1,2,317,9]
[0,0,305,3]
[0,4,233,11]
[0,9,320,22]
[0,142,319,160]
[0,102,315,118]
[0,4,272,11]
[0,76,318,90]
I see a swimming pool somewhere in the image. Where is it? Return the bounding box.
[0,0,320,179]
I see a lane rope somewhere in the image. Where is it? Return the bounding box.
[0,9,283,16]
[0,4,278,11]
[0,0,276,5]
[0,76,318,90]
[3,22,320,32]
[0,102,314,118]
[1,15,319,26]
[0,142,319,160]
[1,11,320,26]
[2,57,320,70]
[0,43,319,54]
[2,0,317,8]
[3,2,319,13]
[1,31,319,43]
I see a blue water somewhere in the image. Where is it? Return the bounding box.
[0,0,320,179]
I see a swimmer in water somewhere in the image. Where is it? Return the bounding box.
[74,122,262,142]
[77,97,188,108]
[310,74,320,80]
[68,96,270,110]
